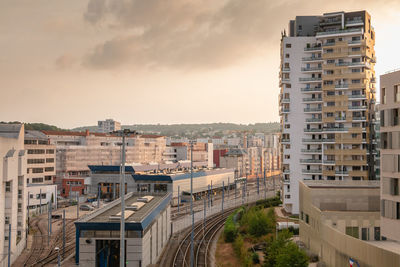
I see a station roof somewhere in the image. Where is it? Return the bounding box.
[75,192,171,231]
[88,165,135,173]
[132,174,172,182]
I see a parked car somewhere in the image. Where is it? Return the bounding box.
[80,204,94,211]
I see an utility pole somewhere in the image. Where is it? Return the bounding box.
[63,209,66,259]
[227,177,230,199]
[222,181,224,212]
[76,192,79,219]
[48,202,50,245]
[114,129,135,267]
[210,180,213,206]
[8,224,11,267]
[207,185,210,208]
[177,186,180,212]
[190,141,194,267]
[97,184,101,209]
[39,189,42,214]
[257,176,260,195]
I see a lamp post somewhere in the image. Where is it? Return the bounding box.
[190,140,194,267]
[113,129,136,267]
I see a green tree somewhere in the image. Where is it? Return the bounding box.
[275,242,308,267]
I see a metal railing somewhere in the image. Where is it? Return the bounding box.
[316,27,363,36]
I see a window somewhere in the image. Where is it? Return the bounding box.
[18,189,22,199]
[361,228,368,240]
[5,217,10,224]
[352,79,361,84]
[285,194,291,199]
[352,47,361,51]
[374,227,380,241]
[305,214,309,224]
[395,85,400,102]
[346,227,359,238]
[45,167,54,172]
[46,158,54,163]
[18,203,22,212]
[285,54,290,58]
[32,168,43,173]
[382,88,386,104]
[46,149,55,154]
[286,43,291,48]
[5,182,11,192]
[28,158,45,164]
[45,176,52,181]
[32,177,43,183]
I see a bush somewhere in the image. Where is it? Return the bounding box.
[224,214,238,242]
[252,252,260,264]
[233,235,252,267]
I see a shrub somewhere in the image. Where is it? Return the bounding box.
[252,252,260,264]
[224,214,238,242]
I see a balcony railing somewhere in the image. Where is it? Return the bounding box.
[306,118,322,122]
[346,19,364,25]
[301,87,322,92]
[316,27,363,36]
[301,67,322,72]
[304,128,323,132]
[299,77,322,82]
[323,160,335,164]
[336,170,349,175]
[281,139,290,143]
[348,94,366,99]
[281,98,290,103]
[353,116,366,121]
[323,127,348,132]
[323,42,336,47]
[302,57,323,61]
[304,46,322,51]
[302,169,322,173]
[302,138,322,142]
[304,107,322,112]
[301,149,322,153]
[300,159,322,164]
[303,98,322,102]
[322,138,335,142]
[348,105,367,110]
[282,67,290,72]
[335,84,349,89]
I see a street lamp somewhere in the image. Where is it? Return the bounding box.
[112,129,136,267]
[55,247,60,267]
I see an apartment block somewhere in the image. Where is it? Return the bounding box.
[280,11,376,214]
[97,119,121,133]
[24,130,56,185]
[380,69,400,241]
[43,130,167,179]
[0,124,27,267]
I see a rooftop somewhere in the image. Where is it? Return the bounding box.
[0,124,22,139]
[77,192,171,231]
[303,180,380,189]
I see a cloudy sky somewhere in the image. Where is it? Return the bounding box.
[1,0,399,129]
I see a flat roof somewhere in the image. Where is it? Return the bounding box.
[303,180,380,189]
[76,192,171,231]
[366,240,400,255]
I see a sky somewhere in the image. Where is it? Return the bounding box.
[1,0,400,129]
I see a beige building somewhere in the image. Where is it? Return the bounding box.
[24,130,56,185]
[280,10,376,214]
[97,119,121,133]
[43,130,167,178]
[299,180,400,267]
[380,69,400,241]
[0,124,27,267]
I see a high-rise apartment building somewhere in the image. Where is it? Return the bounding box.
[380,69,400,241]
[280,11,376,214]
[24,130,56,185]
[97,119,121,133]
[0,124,27,266]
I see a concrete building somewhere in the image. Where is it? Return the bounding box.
[220,148,248,178]
[379,69,400,242]
[299,180,400,267]
[43,130,167,179]
[280,11,376,214]
[97,119,121,133]
[24,130,56,185]
[88,165,234,200]
[75,192,171,266]
[0,124,27,267]
[27,184,58,215]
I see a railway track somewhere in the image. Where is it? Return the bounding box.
[172,207,236,267]
[23,217,47,266]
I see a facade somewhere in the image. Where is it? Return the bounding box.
[43,130,167,179]
[27,184,58,215]
[0,124,27,267]
[299,180,400,267]
[24,130,56,185]
[97,119,121,133]
[75,192,171,267]
[379,70,400,241]
[280,11,376,214]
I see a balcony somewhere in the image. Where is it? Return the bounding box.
[302,169,322,173]
[303,97,322,102]
[304,107,322,112]
[281,98,290,103]
[348,105,367,110]
[302,138,322,143]
[353,116,366,121]
[282,67,290,72]
[322,138,335,143]
[320,19,341,26]
[301,149,322,153]
[348,94,366,99]
[335,84,349,89]
[316,27,363,37]
[304,46,322,51]
[301,87,322,92]
[299,77,322,82]
[300,159,322,164]
[283,179,290,184]
[281,139,290,143]
[323,160,335,165]
[280,108,290,113]
[301,67,322,72]
[323,42,336,47]
[302,57,323,62]
[323,127,348,132]
[283,169,290,174]
[306,118,322,122]
[304,128,323,133]
[345,19,364,26]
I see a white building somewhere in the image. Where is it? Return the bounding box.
[280,11,376,214]
[27,184,58,215]
[97,119,121,133]
[24,130,56,185]
[0,124,27,267]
